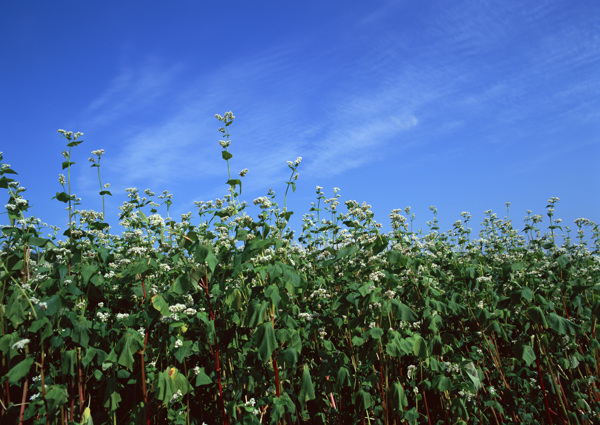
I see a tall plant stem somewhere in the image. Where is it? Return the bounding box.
[67,145,73,231]
[40,341,50,425]
[139,332,150,425]
[535,337,556,424]
[77,348,84,415]
[200,272,228,425]
[422,390,432,425]
[18,379,28,425]
[96,162,105,221]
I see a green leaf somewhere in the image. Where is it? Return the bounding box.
[1,168,18,176]
[372,235,388,255]
[413,336,428,359]
[30,317,53,341]
[265,285,281,308]
[7,356,34,385]
[72,323,90,348]
[547,313,579,335]
[45,384,69,414]
[510,262,524,272]
[298,364,315,411]
[391,381,408,412]
[246,299,269,327]
[556,254,570,269]
[222,150,233,160]
[80,407,94,425]
[351,336,365,347]
[526,306,548,328]
[254,323,277,364]
[6,291,27,327]
[353,389,373,411]
[429,334,443,356]
[335,245,358,260]
[335,367,352,391]
[195,367,213,386]
[28,236,51,247]
[81,265,98,285]
[369,327,384,339]
[52,191,73,203]
[226,179,242,194]
[434,375,452,392]
[152,295,170,316]
[117,331,144,371]
[277,347,298,370]
[391,300,418,322]
[386,336,403,357]
[169,275,192,295]
[194,245,218,273]
[463,362,482,390]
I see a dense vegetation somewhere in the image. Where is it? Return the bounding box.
[1,113,599,424]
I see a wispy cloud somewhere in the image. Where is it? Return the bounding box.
[76,0,599,210]
[83,59,184,130]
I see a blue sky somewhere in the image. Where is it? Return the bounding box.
[1,1,599,240]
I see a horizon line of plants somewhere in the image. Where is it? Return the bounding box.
[0,112,599,424]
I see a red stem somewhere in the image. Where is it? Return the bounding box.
[139,332,150,425]
[423,390,432,425]
[18,379,28,425]
[200,274,228,425]
[140,275,147,301]
[273,356,280,398]
[78,350,84,414]
[535,348,555,424]
[69,379,75,421]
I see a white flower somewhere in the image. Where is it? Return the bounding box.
[169,304,187,313]
[170,389,183,403]
[12,339,30,351]
[116,313,129,320]
[298,312,314,321]
[97,311,110,322]
[174,339,183,348]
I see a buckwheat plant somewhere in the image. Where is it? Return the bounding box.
[1,113,598,425]
[216,111,245,215]
[54,130,84,232]
[89,148,112,222]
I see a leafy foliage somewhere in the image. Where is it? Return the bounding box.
[0,119,599,424]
